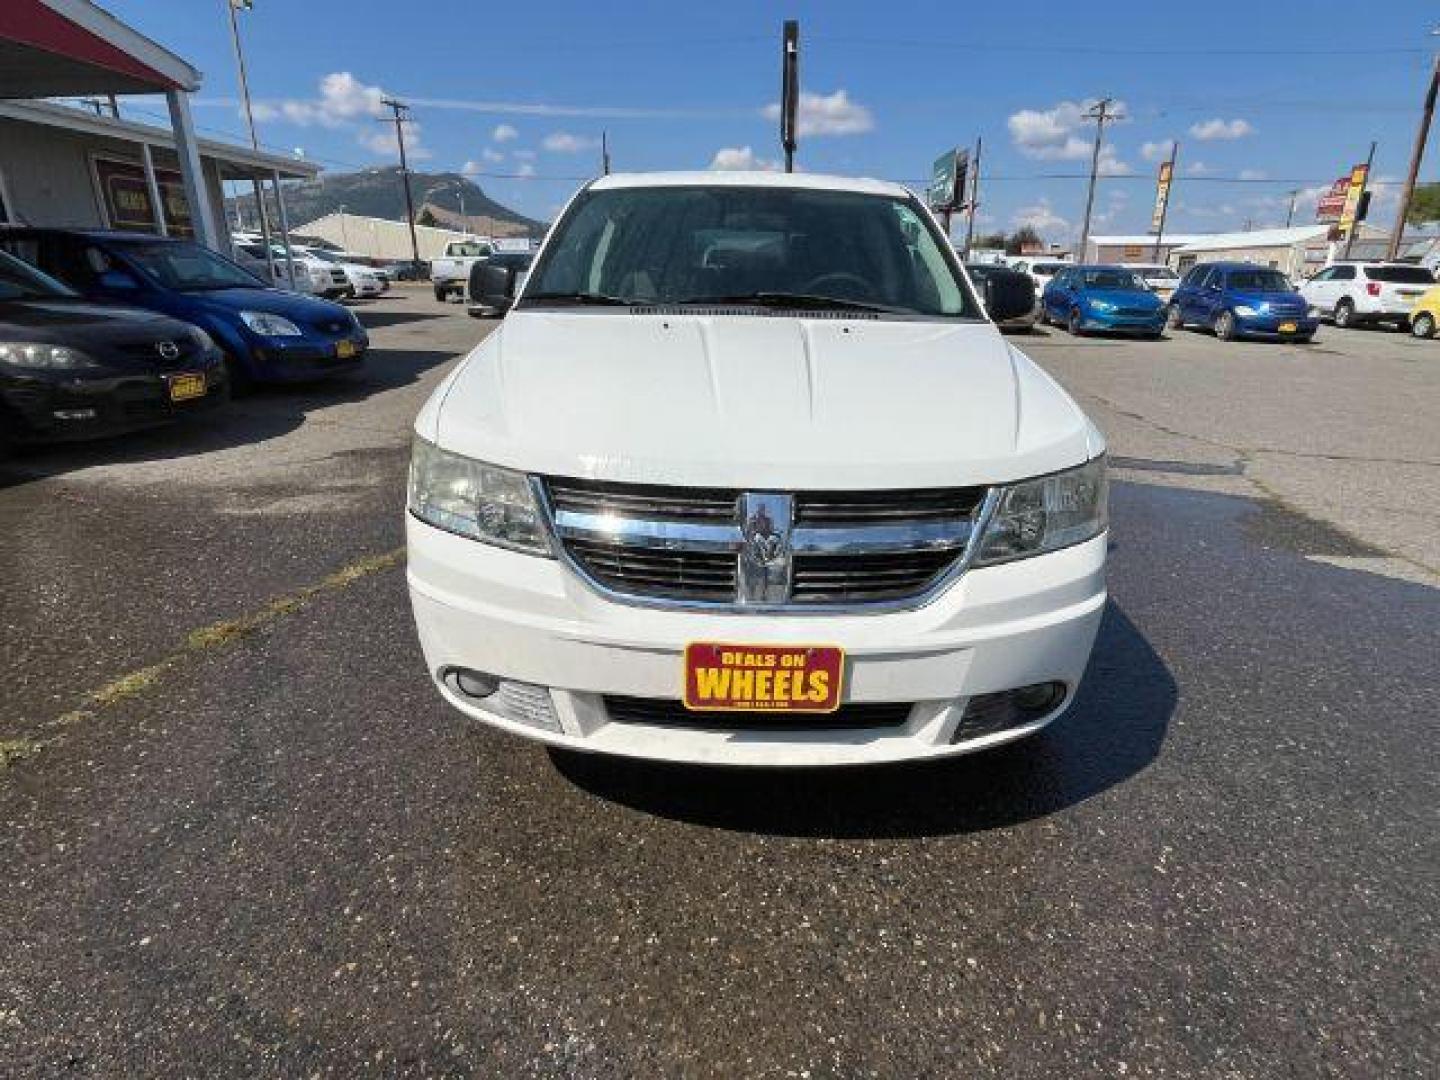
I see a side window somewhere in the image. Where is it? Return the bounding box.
[1308,268,1332,283]
[1332,265,1355,281]
[0,236,42,268]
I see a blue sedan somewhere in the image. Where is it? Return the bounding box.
[1041,265,1167,338]
[0,228,367,388]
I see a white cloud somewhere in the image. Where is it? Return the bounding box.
[357,118,430,161]
[511,149,537,161]
[492,123,518,142]
[1239,168,1268,181]
[515,162,537,179]
[709,146,780,172]
[1141,139,1175,163]
[481,147,505,164]
[542,131,600,154]
[1186,161,1211,176]
[1098,150,1132,176]
[762,89,873,137]
[275,72,387,128]
[1008,99,1127,161]
[1013,197,1070,236]
[1189,117,1254,141]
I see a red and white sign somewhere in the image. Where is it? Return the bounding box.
[683,643,844,713]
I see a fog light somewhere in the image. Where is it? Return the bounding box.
[440,668,561,732]
[953,681,1067,743]
[445,666,499,699]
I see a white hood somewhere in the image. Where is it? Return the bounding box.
[427,312,1101,488]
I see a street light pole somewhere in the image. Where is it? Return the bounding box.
[225,0,260,152]
[1078,97,1116,260]
[1388,47,1440,261]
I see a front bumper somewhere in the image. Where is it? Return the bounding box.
[407,517,1107,766]
[245,332,369,382]
[1,360,229,443]
[1080,313,1166,334]
[1235,314,1318,339]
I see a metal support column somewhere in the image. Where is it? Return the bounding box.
[251,176,279,287]
[165,88,219,249]
[140,142,168,237]
[271,169,299,291]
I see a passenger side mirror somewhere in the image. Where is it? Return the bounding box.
[98,270,140,290]
[983,274,1036,324]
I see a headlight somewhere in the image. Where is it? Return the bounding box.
[408,436,551,556]
[0,342,95,370]
[1234,304,1258,318]
[239,311,302,337]
[974,456,1108,566]
[1088,299,1116,313]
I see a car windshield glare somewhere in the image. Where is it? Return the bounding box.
[0,249,75,300]
[119,241,265,291]
[1228,269,1293,291]
[1082,269,1145,290]
[523,185,981,318]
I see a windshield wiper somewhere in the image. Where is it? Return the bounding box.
[521,291,637,306]
[674,292,910,314]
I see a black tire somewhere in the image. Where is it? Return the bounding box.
[1412,312,1436,339]
[1166,304,1185,331]
[1334,299,1356,329]
[1215,310,1237,341]
[433,284,448,302]
[1295,334,1315,344]
[1144,331,1164,341]
[1067,308,1084,336]
[223,354,254,396]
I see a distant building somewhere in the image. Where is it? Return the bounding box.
[1084,234,1206,265]
[295,211,486,262]
[1169,224,1390,280]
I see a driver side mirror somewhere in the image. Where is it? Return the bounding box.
[984,274,1036,324]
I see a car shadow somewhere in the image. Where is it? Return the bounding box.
[353,310,455,330]
[0,346,456,488]
[550,600,1172,839]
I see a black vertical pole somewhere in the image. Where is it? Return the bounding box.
[781,21,799,173]
[962,137,983,260]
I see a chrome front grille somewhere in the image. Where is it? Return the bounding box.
[542,477,993,611]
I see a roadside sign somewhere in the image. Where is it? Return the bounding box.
[1337,163,1369,235]
[1315,177,1350,223]
[1149,160,1174,233]
[928,148,968,213]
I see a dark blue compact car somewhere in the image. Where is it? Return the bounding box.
[0,229,368,387]
[1041,264,1166,338]
[1167,261,1317,342]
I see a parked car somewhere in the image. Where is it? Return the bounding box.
[291,245,388,298]
[965,262,1038,331]
[466,251,533,318]
[1407,284,1440,338]
[0,229,367,388]
[1168,262,1317,342]
[0,247,226,451]
[235,241,349,298]
[1011,258,1070,297]
[1124,263,1181,302]
[406,171,1106,767]
[1041,264,1166,337]
[1299,262,1436,330]
[430,238,494,301]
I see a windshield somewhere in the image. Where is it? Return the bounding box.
[1367,265,1435,284]
[1227,269,1293,291]
[1133,266,1177,280]
[523,185,980,318]
[1081,268,1147,290]
[118,241,266,291]
[0,249,76,301]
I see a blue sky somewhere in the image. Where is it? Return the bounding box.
[103,0,1440,240]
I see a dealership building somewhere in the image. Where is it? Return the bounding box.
[1168,224,1391,280]
[0,0,315,250]
[1084,234,1206,265]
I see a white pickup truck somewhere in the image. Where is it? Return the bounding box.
[429,238,493,302]
[406,171,1108,767]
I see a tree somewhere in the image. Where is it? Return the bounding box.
[973,231,1009,251]
[1005,226,1043,255]
[1406,183,1440,226]
[416,207,440,228]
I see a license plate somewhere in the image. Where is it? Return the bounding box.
[1278,321,1298,333]
[683,642,844,713]
[167,372,206,402]
[335,339,358,359]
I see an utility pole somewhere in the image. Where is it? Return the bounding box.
[379,96,422,271]
[780,20,800,173]
[962,136,983,260]
[1078,97,1117,260]
[1388,47,1440,260]
[1285,188,1300,227]
[601,130,611,175]
[1343,140,1377,261]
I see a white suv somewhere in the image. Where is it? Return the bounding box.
[406,172,1108,766]
[1300,262,1436,329]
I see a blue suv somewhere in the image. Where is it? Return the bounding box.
[0,229,368,387]
[1168,261,1317,342]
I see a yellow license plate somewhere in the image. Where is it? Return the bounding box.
[1278,322,1298,333]
[168,373,206,402]
[335,339,358,359]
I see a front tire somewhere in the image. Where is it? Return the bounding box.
[1067,308,1084,336]
[1215,310,1237,341]
[1334,299,1356,329]
[434,284,448,302]
[1412,312,1436,339]
[1166,304,1185,331]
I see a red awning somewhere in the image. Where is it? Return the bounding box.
[0,0,185,97]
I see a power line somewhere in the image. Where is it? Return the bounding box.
[809,33,1427,58]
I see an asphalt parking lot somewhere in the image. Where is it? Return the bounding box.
[2,290,1437,1077]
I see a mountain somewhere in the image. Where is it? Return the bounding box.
[226,168,546,238]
